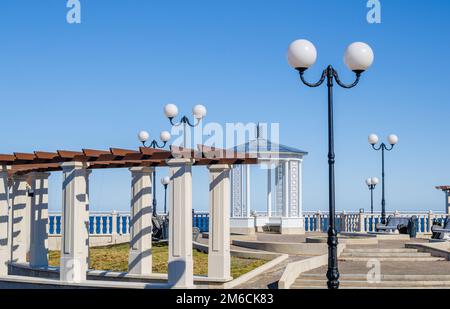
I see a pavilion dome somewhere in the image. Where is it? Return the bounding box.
[230,137,308,160]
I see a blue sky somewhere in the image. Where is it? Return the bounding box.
[1,0,450,213]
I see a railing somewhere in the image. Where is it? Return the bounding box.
[303,210,448,234]
[48,211,211,235]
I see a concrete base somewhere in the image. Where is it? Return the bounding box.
[230,218,255,235]
[280,217,305,235]
[280,227,306,235]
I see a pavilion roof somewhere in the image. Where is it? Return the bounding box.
[436,186,450,191]
[1,145,256,176]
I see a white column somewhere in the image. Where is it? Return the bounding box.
[283,161,289,217]
[167,158,195,288]
[267,167,272,218]
[446,191,450,214]
[128,167,153,276]
[207,164,232,280]
[0,165,11,275]
[60,162,90,283]
[245,165,251,217]
[11,174,30,263]
[29,172,50,268]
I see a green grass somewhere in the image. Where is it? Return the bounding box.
[48,243,266,278]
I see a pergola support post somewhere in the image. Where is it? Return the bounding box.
[128,167,153,276]
[207,164,232,280]
[11,174,30,263]
[167,158,195,288]
[0,165,11,276]
[29,172,50,268]
[60,162,90,283]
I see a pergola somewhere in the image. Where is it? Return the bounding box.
[0,145,256,288]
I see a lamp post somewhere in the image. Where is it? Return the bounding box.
[365,177,379,214]
[287,39,374,289]
[161,176,170,214]
[138,130,171,217]
[164,103,207,148]
[368,134,398,224]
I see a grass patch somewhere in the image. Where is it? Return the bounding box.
[48,243,266,278]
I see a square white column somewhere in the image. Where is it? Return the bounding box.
[60,162,90,283]
[167,158,195,288]
[29,172,50,268]
[0,165,11,276]
[128,167,153,276]
[11,174,30,263]
[207,164,232,280]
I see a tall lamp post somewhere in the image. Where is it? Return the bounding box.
[138,130,171,216]
[368,134,398,224]
[287,39,374,289]
[161,176,170,214]
[365,177,379,214]
[164,103,207,148]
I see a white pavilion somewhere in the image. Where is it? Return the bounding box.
[229,129,308,235]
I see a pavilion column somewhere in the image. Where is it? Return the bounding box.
[0,165,11,276]
[167,158,195,288]
[29,172,50,268]
[267,167,272,218]
[11,174,30,263]
[60,162,90,283]
[128,167,153,276]
[446,190,450,214]
[245,165,251,217]
[283,161,290,217]
[207,164,232,280]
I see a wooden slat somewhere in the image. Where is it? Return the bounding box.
[139,147,172,159]
[82,149,111,158]
[109,148,139,156]
[57,150,85,159]
[0,154,16,163]
[14,152,36,161]
[34,151,59,160]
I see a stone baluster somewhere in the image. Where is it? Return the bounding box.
[359,210,365,233]
[99,216,104,234]
[111,211,117,241]
[316,211,321,232]
[428,210,434,234]
[118,214,123,235]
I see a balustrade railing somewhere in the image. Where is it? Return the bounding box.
[303,210,448,234]
[48,211,211,236]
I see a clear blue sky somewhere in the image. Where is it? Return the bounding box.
[1,0,449,213]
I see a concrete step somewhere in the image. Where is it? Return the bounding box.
[340,252,432,258]
[299,274,450,281]
[293,279,450,288]
[339,257,446,262]
[345,248,418,253]
[290,285,448,289]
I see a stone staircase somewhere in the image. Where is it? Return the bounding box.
[291,247,449,289]
[339,248,445,262]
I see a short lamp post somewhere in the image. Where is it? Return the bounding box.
[368,134,398,224]
[164,103,207,148]
[365,177,379,214]
[138,130,171,216]
[161,176,170,214]
[287,39,374,289]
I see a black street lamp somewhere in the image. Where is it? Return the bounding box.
[368,134,399,224]
[138,130,171,217]
[164,103,207,147]
[287,39,374,289]
[161,176,170,214]
[365,177,379,214]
